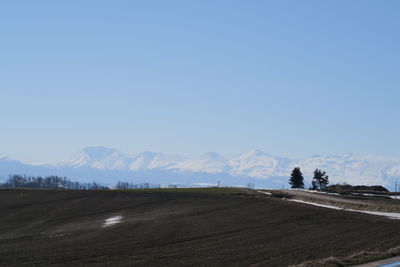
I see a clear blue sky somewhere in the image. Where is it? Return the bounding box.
[1,0,400,163]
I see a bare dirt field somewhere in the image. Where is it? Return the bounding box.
[1,188,400,266]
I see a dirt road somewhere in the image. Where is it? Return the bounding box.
[260,189,400,213]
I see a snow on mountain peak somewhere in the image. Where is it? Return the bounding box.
[0,154,15,162]
[290,154,398,186]
[129,151,186,171]
[228,149,291,178]
[169,152,228,174]
[61,146,131,170]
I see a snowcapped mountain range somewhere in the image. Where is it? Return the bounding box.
[1,146,400,189]
[59,147,294,179]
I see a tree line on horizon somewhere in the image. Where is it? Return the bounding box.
[289,167,329,190]
[115,180,171,189]
[0,175,172,190]
[1,171,329,191]
[1,175,107,190]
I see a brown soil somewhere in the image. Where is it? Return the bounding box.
[1,188,400,266]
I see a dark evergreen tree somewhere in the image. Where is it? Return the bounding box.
[311,169,329,190]
[289,167,304,189]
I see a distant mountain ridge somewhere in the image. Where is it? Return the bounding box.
[1,146,400,189]
[59,147,293,178]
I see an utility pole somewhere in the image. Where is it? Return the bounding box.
[217,180,220,188]
[396,181,397,200]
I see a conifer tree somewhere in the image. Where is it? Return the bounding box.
[311,168,329,190]
[289,167,305,189]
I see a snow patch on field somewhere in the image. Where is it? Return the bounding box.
[311,191,340,196]
[289,199,400,220]
[352,193,400,200]
[258,191,272,195]
[102,216,123,227]
[290,189,341,196]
